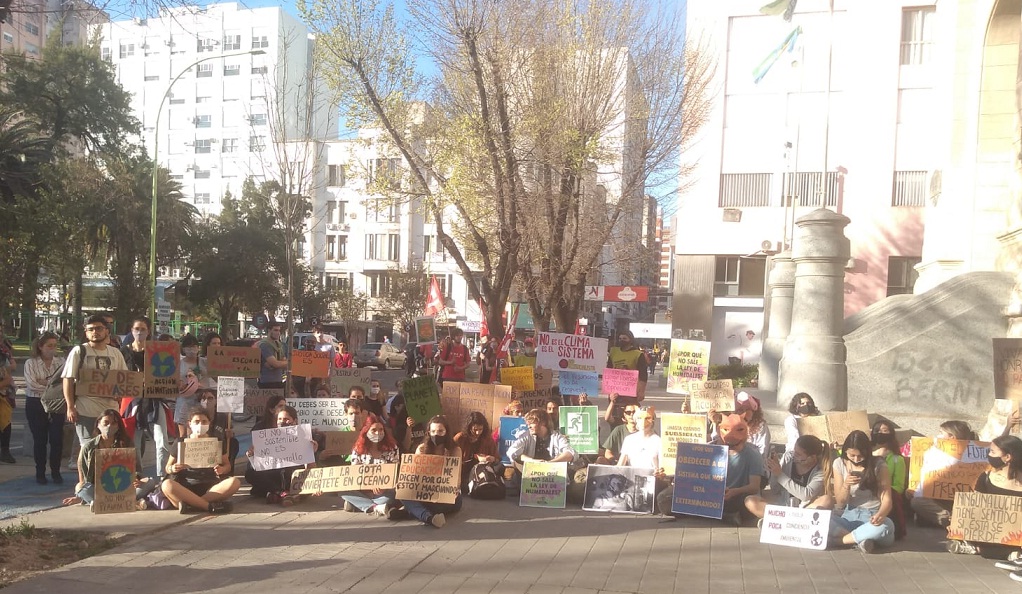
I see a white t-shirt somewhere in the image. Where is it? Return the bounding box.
[619,431,661,471]
[61,344,128,418]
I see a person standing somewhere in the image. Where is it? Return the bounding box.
[607,330,648,402]
[437,329,470,388]
[62,315,129,453]
[335,341,353,369]
[310,326,335,396]
[513,338,537,368]
[0,326,15,463]
[258,321,288,389]
[24,332,66,482]
[121,316,174,479]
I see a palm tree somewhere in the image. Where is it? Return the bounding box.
[0,106,47,203]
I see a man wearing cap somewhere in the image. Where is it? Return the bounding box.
[607,330,648,402]
[513,338,537,368]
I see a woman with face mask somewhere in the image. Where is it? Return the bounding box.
[340,413,402,517]
[161,407,239,514]
[24,331,66,482]
[120,316,177,480]
[871,420,908,540]
[784,392,820,450]
[61,409,155,508]
[908,420,979,527]
[244,405,318,505]
[946,435,1022,561]
[453,412,500,489]
[174,335,205,438]
[829,430,894,553]
[395,415,463,527]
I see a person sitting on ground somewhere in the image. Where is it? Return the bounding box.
[947,435,1022,558]
[506,408,577,479]
[829,430,894,553]
[386,392,410,446]
[604,393,627,430]
[546,397,561,431]
[348,385,367,400]
[597,403,638,465]
[198,389,239,476]
[453,412,500,489]
[339,413,401,518]
[244,405,318,505]
[745,435,831,522]
[618,407,660,471]
[314,384,331,399]
[366,379,388,421]
[254,394,288,431]
[395,415,463,528]
[784,392,821,451]
[909,419,978,527]
[161,407,240,514]
[871,420,908,539]
[491,399,525,444]
[735,392,770,458]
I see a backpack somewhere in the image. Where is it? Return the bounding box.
[467,462,506,500]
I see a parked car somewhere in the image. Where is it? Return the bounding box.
[354,342,407,369]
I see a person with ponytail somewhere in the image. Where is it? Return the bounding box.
[395,415,463,528]
[339,413,401,518]
[947,435,1022,559]
[745,434,831,520]
[871,420,908,539]
[60,409,156,508]
[829,430,894,553]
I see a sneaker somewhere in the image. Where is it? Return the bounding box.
[946,540,979,555]
[51,472,63,485]
[280,493,296,507]
[856,539,875,554]
[1011,570,1022,583]
[995,559,1022,571]
[429,513,446,528]
[208,501,233,514]
[179,502,193,514]
[756,518,763,529]
[386,506,409,521]
[0,451,15,464]
[136,498,149,511]
[368,505,387,517]
[1011,551,1022,562]
[343,500,357,513]
[266,492,281,505]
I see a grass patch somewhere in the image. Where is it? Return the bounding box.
[0,520,118,589]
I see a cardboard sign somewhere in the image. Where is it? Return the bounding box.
[558,370,599,397]
[671,442,728,519]
[759,505,831,550]
[416,317,437,344]
[994,338,1022,401]
[250,424,316,471]
[980,399,1021,441]
[499,416,529,465]
[244,385,285,417]
[77,369,144,400]
[394,454,460,504]
[330,368,373,397]
[687,380,735,413]
[535,332,609,373]
[559,406,599,454]
[512,388,553,416]
[402,375,443,424]
[500,366,535,392]
[582,464,656,514]
[659,413,709,473]
[93,447,136,514]
[519,460,567,508]
[796,411,870,444]
[290,463,399,495]
[440,382,511,431]
[949,491,1022,546]
[667,339,711,394]
[292,350,330,378]
[206,346,261,378]
[178,438,221,469]
[533,367,554,390]
[144,341,181,398]
[293,398,351,430]
[908,437,990,500]
[321,431,358,459]
[602,368,639,397]
[216,376,245,414]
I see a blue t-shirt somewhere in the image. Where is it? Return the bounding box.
[725,443,764,490]
[259,339,284,384]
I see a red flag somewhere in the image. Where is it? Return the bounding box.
[479,300,489,339]
[423,276,444,317]
[489,304,520,383]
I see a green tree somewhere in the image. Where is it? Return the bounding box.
[377,265,430,340]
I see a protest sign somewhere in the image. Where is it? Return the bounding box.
[980,399,1021,441]
[671,442,728,519]
[292,350,330,378]
[687,380,734,413]
[602,368,639,397]
[416,317,437,344]
[77,369,144,400]
[178,438,221,469]
[533,367,554,390]
[513,388,553,415]
[206,346,261,378]
[558,370,599,397]
[559,406,599,454]
[321,431,358,459]
[93,447,136,514]
[499,416,529,465]
[666,339,711,394]
[659,413,709,473]
[293,398,351,430]
[243,385,284,417]
[330,368,373,397]
[759,505,831,550]
[395,454,460,504]
[440,382,511,430]
[519,461,567,508]
[535,332,609,372]
[583,464,656,514]
[949,491,1022,546]
[290,463,399,495]
[908,437,990,500]
[250,424,316,471]
[994,338,1022,401]
[402,375,443,424]
[500,366,535,392]
[144,340,181,398]
[796,411,870,444]
[216,376,245,414]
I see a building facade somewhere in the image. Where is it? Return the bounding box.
[1,0,106,58]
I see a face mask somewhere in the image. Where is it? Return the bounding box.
[132,329,148,342]
[989,454,1007,469]
[367,432,383,444]
[796,405,812,415]
[99,424,117,439]
[848,458,865,468]
[183,347,199,357]
[430,434,444,446]
[370,387,380,396]
[190,422,209,436]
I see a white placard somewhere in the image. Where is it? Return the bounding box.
[216,376,245,414]
[292,398,351,430]
[250,424,316,471]
[534,332,609,373]
[758,505,831,550]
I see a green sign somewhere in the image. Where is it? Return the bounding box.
[519,461,567,508]
[559,405,599,454]
[402,375,443,424]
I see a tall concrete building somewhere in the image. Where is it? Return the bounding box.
[1,0,106,57]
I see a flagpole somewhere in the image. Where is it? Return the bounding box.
[818,0,836,211]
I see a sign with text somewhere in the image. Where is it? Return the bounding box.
[330,368,373,397]
[908,437,990,500]
[687,380,734,413]
[415,317,437,344]
[659,413,709,473]
[559,406,599,454]
[585,286,649,302]
[759,505,831,550]
[243,385,285,417]
[535,332,609,373]
[994,338,1022,401]
[292,350,330,378]
[178,438,221,469]
[440,381,511,431]
[980,399,1021,441]
[500,366,535,392]
[499,416,529,465]
[93,447,136,514]
[144,341,181,398]
[293,398,351,430]
[667,340,711,393]
[558,370,599,397]
[602,368,639,397]
[519,461,567,508]
[206,346,261,378]
[321,431,359,459]
[949,491,1022,546]
[77,369,144,400]
[671,442,728,519]
[796,411,870,444]
[290,463,399,495]
[402,375,443,424]
[512,388,553,416]
[582,464,656,514]
[394,454,460,504]
[216,376,245,414]
[533,367,554,390]
[250,424,316,471]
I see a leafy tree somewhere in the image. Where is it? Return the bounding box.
[376,265,430,340]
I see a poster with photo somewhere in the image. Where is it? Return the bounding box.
[582,464,656,514]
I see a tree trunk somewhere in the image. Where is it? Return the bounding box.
[73,270,83,337]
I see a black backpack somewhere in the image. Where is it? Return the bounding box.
[467,462,506,500]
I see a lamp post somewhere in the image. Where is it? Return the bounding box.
[149,48,266,324]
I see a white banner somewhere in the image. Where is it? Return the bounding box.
[535,332,609,373]
[758,505,831,550]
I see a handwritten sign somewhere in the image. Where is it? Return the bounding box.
[759,505,831,550]
[244,385,284,417]
[558,370,599,397]
[77,369,144,400]
[292,350,330,378]
[402,375,442,424]
[178,438,221,469]
[520,460,567,508]
[535,332,609,373]
[93,447,136,514]
[672,442,728,519]
[796,411,870,444]
[415,317,437,344]
[582,464,656,514]
[559,406,599,454]
[440,382,511,431]
[980,399,1021,441]
[499,416,529,465]
[320,431,358,460]
[667,339,710,394]
[602,368,639,397]
[293,398,351,430]
[512,388,553,415]
[144,341,180,398]
[395,454,460,504]
[290,463,399,495]
[949,491,1022,546]
[533,367,554,390]
[659,413,709,473]
[216,376,245,414]
[250,424,315,471]
[330,368,373,397]
[687,380,734,413]
[500,366,535,392]
[908,437,990,500]
[994,338,1022,401]
[206,346,261,378]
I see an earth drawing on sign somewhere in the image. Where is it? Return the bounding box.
[100,464,132,493]
[150,352,176,378]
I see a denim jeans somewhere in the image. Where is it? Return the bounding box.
[401,495,463,523]
[25,397,63,476]
[341,489,395,512]
[74,416,97,447]
[831,506,895,548]
[134,403,171,479]
[76,478,159,505]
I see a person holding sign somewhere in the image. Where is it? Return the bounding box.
[245,405,318,506]
[62,315,129,453]
[339,414,401,518]
[784,393,821,450]
[607,330,648,402]
[710,392,770,459]
[257,321,288,389]
[618,407,660,472]
[397,415,463,528]
[61,409,155,509]
[120,316,175,481]
[829,431,894,553]
[946,435,1022,558]
[745,435,830,522]
[598,404,638,465]
[453,412,500,489]
[507,409,577,489]
[909,420,978,527]
[161,407,239,514]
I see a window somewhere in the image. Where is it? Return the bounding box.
[251,65,267,75]
[194,139,212,154]
[713,255,766,297]
[783,172,839,207]
[328,164,345,186]
[326,201,335,224]
[250,80,266,99]
[119,43,134,58]
[248,113,266,126]
[249,136,265,151]
[222,138,238,153]
[887,256,921,296]
[197,63,213,78]
[423,235,447,261]
[373,198,399,222]
[24,22,39,36]
[901,7,935,66]
[25,43,39,56]
[719,173,771,207]
[193,168,211,179]
[325,273,352,291]
[195,95,211,104]
[222,34,241,51]
[327,236,335,260]
[337,236,347,260]
[436,274,453,298]
[892,170,927,206]
[326,201,349,225]
[145,74,159,82]
[326,235,348,261]
[197,38,216,53]
[169,95,185,105]
[252,35,269,49]
[370,157,401,189]
[194,115,211,128]
[195,193,211,204]
[366,234,382,259]
[387,234,400,261]
[368,273,393,298]
[3,32,14,44]
[224,64,240,76]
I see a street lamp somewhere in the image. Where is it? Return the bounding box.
[149,48,266,324]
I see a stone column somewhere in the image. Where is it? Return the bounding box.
[759,251,794,399]
[778,209,851,411]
